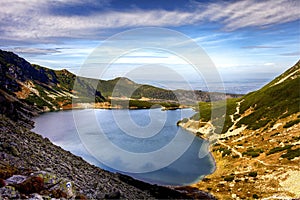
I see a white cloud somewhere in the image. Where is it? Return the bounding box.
[0,0,299,42]
[113,50,189,65]
[5,47,61,55]
[195,0,300,30]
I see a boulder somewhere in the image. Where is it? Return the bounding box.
[5,175,27,185]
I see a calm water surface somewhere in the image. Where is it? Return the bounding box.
[33,108,215,186]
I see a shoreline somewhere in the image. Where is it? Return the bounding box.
[39,102,192,113]
[32,105,216,198]
[179,117,300,199]
[55,102,192,113]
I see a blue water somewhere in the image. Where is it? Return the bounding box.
[33,108,215,186]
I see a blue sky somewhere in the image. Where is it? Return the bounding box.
[0,0,299,92]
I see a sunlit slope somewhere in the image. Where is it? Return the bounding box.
[190,60,300,133]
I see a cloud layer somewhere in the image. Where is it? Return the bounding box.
[0,0,299,42]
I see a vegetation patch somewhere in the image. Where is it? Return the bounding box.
[15,176,44,194]
[292,136,300,142]
[281,148,300,160]
[213,147,232,157]
[242,148,263,158]
[266,145,292,155]
[235,71,300,130]
[283,119,300,128]
[0,164,18,179]
[270,132,280,137]
[224,175,235,182]
[191,98,239,133]
[248,171,258,177]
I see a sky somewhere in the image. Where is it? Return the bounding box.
[0,0,299,93]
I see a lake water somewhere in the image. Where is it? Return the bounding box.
[33,108,215,186]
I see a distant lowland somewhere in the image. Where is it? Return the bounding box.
[0,49,299,199]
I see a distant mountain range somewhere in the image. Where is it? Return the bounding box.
[0,49,240,113]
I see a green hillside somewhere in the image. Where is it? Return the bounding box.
[190,61,300,199]
[190,60,300,133]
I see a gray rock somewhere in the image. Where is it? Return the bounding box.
[28,193,43,200]
[5,175,27,185]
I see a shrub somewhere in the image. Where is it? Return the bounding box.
[222,149,232,157]
[292,136,300,141]
[213,147,232,157]
[270,132,280,137]
[283,119,300,128]
[16,176,44,194]
[281,148,300,160]
[224,175,235,182]
[242,148,263,158]
[249,171,258,177]
[267,145,292,155]
[253,194,259,199]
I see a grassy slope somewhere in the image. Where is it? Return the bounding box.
[189,60,300,199]
[236,61,300,130]
[191,60,300,133]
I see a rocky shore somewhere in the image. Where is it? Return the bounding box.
[1,115,192,199]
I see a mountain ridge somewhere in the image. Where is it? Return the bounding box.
[0,49,241,112]
[178,60,300,199]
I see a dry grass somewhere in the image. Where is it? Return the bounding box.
[190,113,300,199]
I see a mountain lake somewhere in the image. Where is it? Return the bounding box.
[33,108,215,186]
